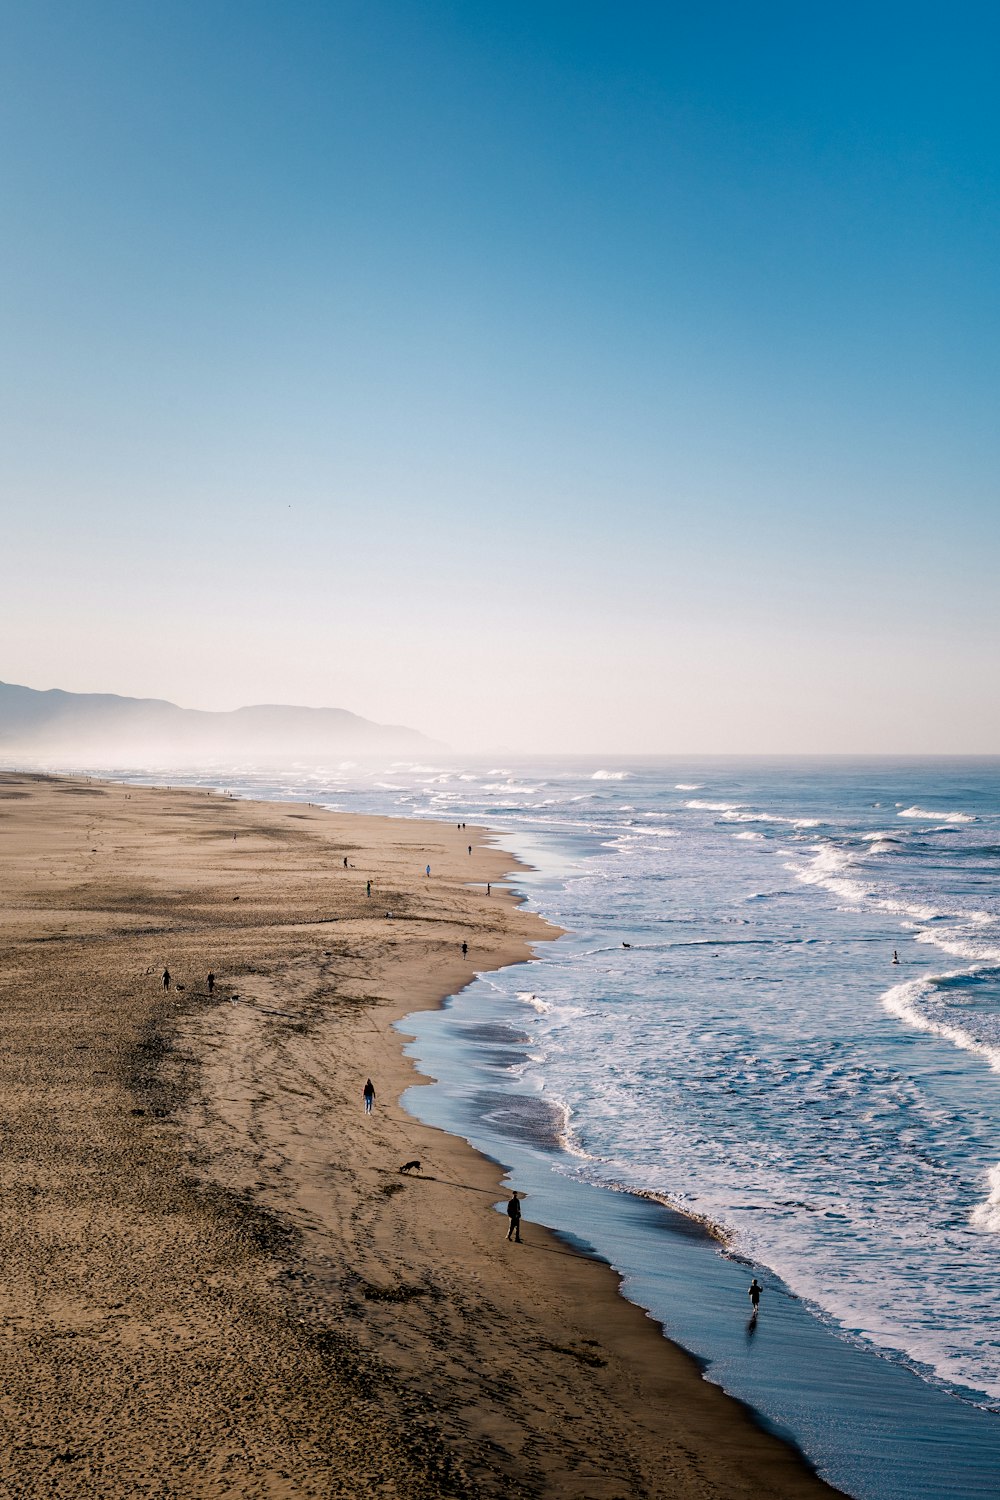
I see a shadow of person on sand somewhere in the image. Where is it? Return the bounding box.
[515,1240,605,1261]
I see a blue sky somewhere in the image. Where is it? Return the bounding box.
[2,2,997,751]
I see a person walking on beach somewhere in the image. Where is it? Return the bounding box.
[207,972,215,995]
[366,880,371,898]
[425,864,431,878]
[748,1277,762,1315]
[506,1192,522,1243]
[363,1078,376,1115]
[162,967,170,991]
[461,941,468,957]
[468,845,472,856]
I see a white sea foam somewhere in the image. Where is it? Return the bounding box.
[674,782,702,790]
[881,972,1000,1073]
[788,842,976,929]
[557,1110,602,1160]
[789,843,867,905]
[898,805,976,823]
[911,926,1000,966]
[722,809,821,828]
[722,809,781,822]
[685,798,745,812]
[970,1164,1000,1234]
[592,769,629,780]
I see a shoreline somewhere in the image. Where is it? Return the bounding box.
[0,770,841,1497]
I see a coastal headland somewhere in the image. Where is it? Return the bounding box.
[0,772,841,1497]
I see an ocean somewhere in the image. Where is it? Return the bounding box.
[105,755,1000,1497]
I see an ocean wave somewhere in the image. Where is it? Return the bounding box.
[481,781,542,796]
[592,769,629,780]
[970,1163,1000,1234]
[910,926,1000,966]
[665,936,780,948]
[517,991,549,1013]
[881,971,1000,1073]
[557,1115,603,1161]
[608,1183,732,1244]
[898,805,976,823]
[787,842,987,931]
[722,809,821,828]
[674,783,702,791]
[684,797,819,829]
[789,844,867,905]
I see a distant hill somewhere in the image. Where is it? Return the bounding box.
[0,680,436,765]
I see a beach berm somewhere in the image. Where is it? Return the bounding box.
[0,771,840,1498]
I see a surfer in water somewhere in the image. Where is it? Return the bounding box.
[892,950,900,965]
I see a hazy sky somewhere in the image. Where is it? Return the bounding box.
[3,2,998,752]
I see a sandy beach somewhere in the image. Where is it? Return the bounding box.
[0,771,841,1498]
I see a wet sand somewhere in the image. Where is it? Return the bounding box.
[0,771,842,1497]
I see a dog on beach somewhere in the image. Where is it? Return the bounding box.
[399,1160,421,1174]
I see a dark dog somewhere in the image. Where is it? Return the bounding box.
[399,1160,421,1174]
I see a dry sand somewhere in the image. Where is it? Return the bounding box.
[0,771,841,1498]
